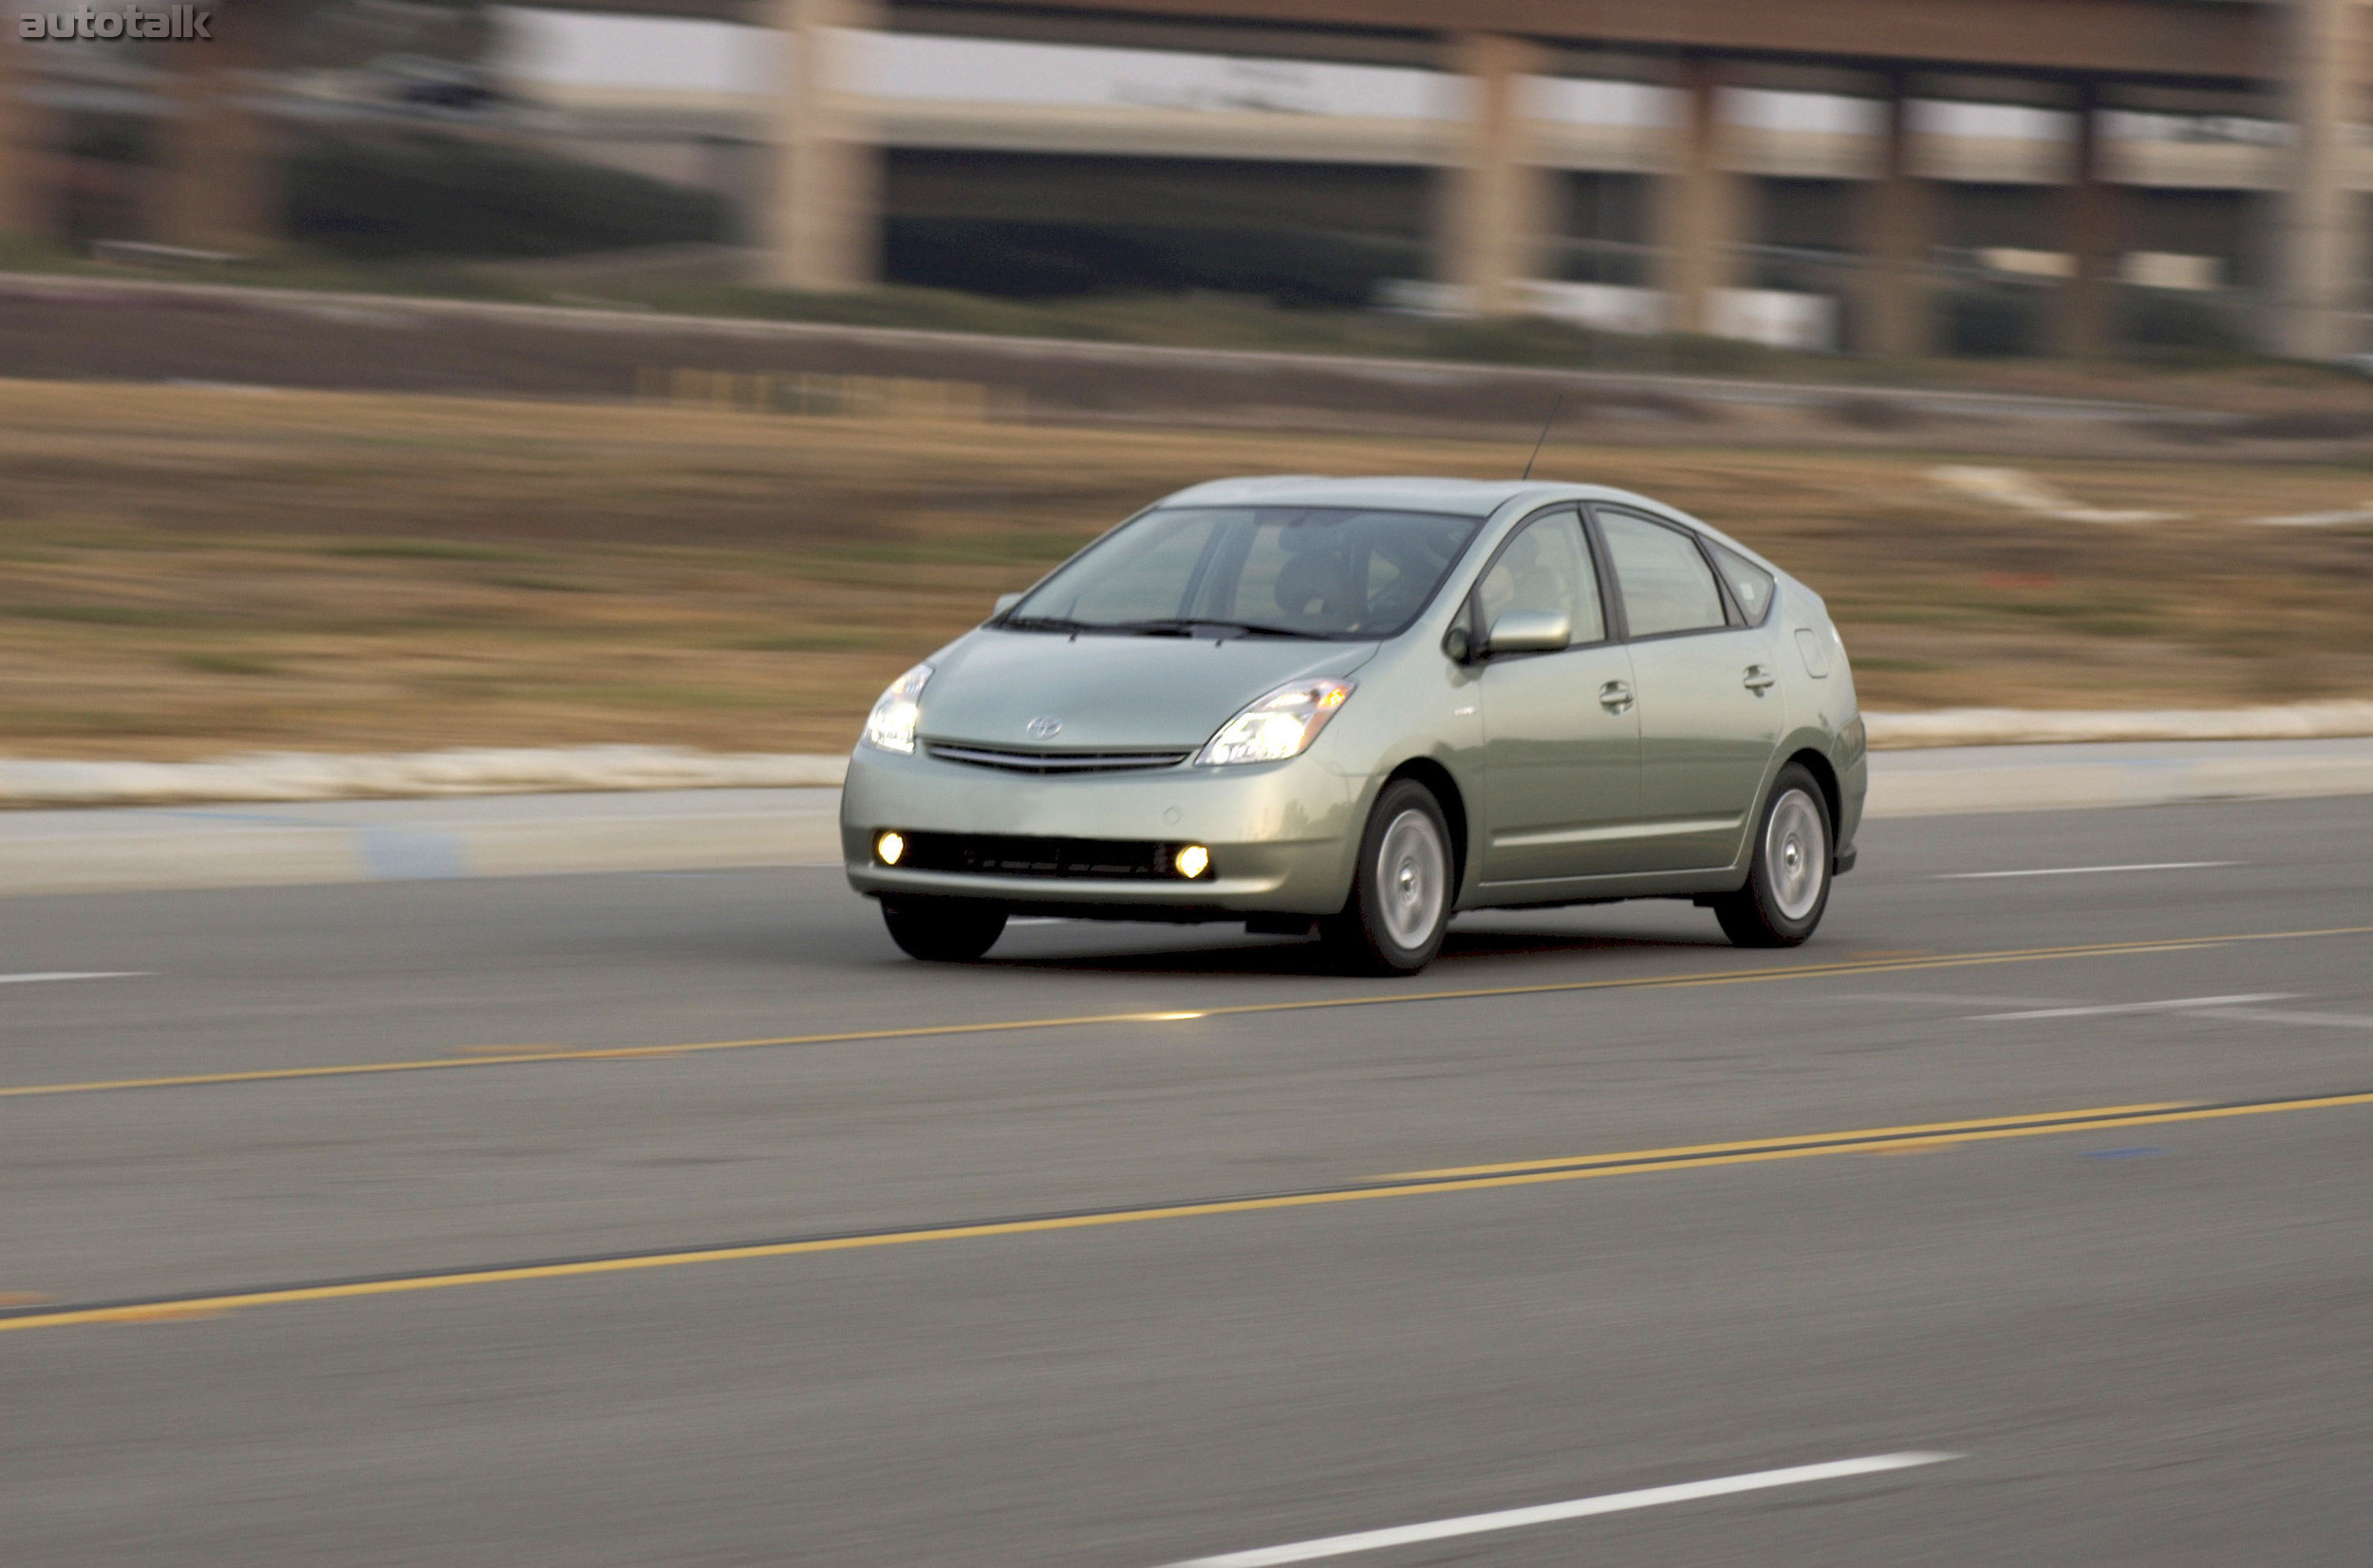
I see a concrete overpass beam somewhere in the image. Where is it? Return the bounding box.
[760,0,883,291]
[1656,56,1742,335]
[2051,82,2118,359]
[1439,31,1552,316]
[1857,72,1932,357]
[2274,0,2364,360]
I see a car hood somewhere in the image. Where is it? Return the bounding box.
[920,629,1379,752]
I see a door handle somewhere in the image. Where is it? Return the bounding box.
[1743,665,1777,694]
[1598,680,1634,714]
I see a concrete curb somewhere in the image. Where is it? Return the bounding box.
[0,789,846,898]
[0,746,850,808]
[4,739,2367,899]
[6,701,2373,809]
[1864,700,2373,749]
[1863,737,2373,818]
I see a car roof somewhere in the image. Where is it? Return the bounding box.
[1155,475,1665,517]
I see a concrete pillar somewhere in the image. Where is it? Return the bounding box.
[0,36,58,239]
[758,0,882,292]
[154,25,281,252]
[2051,81,2117,358]
[1656,56,1743,335]
[1857,72,1933,357]
[2274,0,2364,360]
[1439,31,1552,316]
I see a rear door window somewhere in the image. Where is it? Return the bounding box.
[1598,509,1728,639]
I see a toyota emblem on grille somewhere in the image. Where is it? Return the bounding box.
[1025,716,1063,739]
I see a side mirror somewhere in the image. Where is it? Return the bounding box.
[1484,608,1570,655]
[993,592,1024,616]
[1443,624,1473,663]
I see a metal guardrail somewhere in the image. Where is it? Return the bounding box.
[87,239,249,270]
[636,366,1018,420]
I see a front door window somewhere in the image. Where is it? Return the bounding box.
[1476,511,1605,645]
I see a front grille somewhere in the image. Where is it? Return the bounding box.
[892,832,1199,881]
[925,740,1192,775]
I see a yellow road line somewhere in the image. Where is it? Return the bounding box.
[6,923,2369,1104]
[5,1087,2369,1335]
[1381,1101,2195,1179]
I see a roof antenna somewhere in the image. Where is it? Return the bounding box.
[1521,391,1565,482]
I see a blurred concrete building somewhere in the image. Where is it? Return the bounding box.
[496,0,2373,358]
[3,0,2368,359]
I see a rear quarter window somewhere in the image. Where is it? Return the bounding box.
[1710,543,1777,625]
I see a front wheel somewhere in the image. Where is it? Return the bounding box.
[1711,764,1832,948]
[1321,779,1454,975]
[880,896,1007,961]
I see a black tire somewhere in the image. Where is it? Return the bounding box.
[880,896,1007,962]
[1320,779,1455,976]
[1711,763,1833,948]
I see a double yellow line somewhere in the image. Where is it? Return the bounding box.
[7,924,2369,1103]
[5,1086,2368,1335]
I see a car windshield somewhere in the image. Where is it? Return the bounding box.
[1002,506,1484,640]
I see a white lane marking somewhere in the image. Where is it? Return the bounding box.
[1828,992,2079,1007]
[2191,1005,2373,1031]
[1937,861,2236,881]
[1973,993,2294,1021]
[1156,1452,1960,1568]
[0,971,147,986]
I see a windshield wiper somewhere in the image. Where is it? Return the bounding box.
[1114,618,1335,641]
[1001,615,1193,637]
[1002,615,1336,640]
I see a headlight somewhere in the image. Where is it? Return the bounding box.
[1195,678,1355,767]
[861,663,932,754]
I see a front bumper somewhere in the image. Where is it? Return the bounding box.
[842,743,1360,916]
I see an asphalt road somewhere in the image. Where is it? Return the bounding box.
[4,795,2369,1566]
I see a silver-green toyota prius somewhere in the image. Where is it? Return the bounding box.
[844,476,1863,973]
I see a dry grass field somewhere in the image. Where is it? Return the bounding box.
[2,379,2369,759]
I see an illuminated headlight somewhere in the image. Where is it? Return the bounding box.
[1196,678,1355,767]
[875,831,906,866]
[861,663,932,755]
[1174,844,1211,880]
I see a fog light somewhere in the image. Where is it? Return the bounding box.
[876,831,906,867]
[1174,844,1210,880]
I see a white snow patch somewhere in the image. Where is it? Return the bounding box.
[1930,465,2182,525]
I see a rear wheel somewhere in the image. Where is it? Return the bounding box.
[1321,779,1453,975]
[1712,764,1831,948]
[880,896,1007,962]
